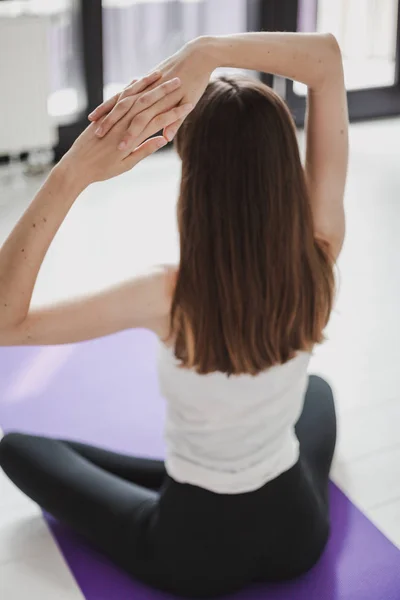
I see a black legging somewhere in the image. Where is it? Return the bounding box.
[0,375,336,598]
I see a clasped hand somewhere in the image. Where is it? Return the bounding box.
[88,38,214,153]
[61,39,214,186]
[61,72,191,186]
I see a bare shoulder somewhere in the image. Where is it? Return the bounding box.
[141,263,178,337]
[161,263,179,288]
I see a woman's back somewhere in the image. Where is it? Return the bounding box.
[159,341,311,493]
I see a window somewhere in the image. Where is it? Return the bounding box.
[261,0,400,124]
[102,0,249,100]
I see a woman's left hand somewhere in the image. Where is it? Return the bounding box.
[60,76,193,187]
[88,37,216,149]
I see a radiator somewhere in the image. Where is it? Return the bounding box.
[0,6,58,155]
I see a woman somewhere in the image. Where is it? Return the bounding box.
[0,32,347,597]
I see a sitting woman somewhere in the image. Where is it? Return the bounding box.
[0,31,347,598]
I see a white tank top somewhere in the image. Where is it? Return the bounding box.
[158,342,311,494]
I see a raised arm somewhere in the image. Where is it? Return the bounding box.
[204,32,348,258]
[0,78,190,346]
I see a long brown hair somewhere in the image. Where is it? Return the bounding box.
[170,75,334,375]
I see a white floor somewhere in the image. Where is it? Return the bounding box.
[1,118,400,597]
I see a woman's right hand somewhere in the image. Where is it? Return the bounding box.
[59,77,193,187]
[89,37,217,150]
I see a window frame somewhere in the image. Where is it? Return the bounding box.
[260,0,400,126]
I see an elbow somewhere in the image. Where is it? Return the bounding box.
[322,33,342,65]
[324,33,341,54]
[0,320,31,346]
[317,33,344,87]
[0,316,25,333]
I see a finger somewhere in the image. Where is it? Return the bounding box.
[95,95,137,138]
[88,93,119,121]
[129,77,181,115]
[126,103,193,151]
[163,116,185,142]
[117,90,187,151]
[95,73,171,138]
[113,78,181,148]
[120,70,162,100]
[88,71,161,122]
[89,71,161,129]
[123,136,168,169]
[124,77,138,90]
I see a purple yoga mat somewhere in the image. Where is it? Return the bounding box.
[1,329,400,600]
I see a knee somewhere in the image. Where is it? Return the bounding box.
[308,375,334,400]
[0,432,28,469]
[307,375,336,432]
